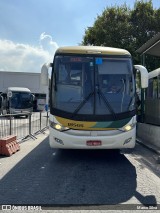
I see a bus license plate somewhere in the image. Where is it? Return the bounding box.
[86,140,102,146]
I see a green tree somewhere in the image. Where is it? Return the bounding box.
[131,0,155,47]
[82,0,160,68]
[83,5,131,49]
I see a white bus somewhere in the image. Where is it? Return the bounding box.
[145,68,160,126]
[0,87,34,116]
[42,46,148,149]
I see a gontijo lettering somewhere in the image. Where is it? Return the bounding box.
[68,123,84,128]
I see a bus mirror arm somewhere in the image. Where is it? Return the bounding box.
[134,65,148,89]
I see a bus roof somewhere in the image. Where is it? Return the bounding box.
[7,87,31,92]
[148,68,160,79]
[55,46,131,56]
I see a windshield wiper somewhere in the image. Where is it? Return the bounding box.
[96,73,116,119]
[71,91,95,118]
[97,88,117,120]
[71,87,117,120]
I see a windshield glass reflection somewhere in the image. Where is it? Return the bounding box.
[10,92,32,109]
[52,56,135,116]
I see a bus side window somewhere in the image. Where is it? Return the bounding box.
[147,77,159,99]
[147,79,153,98]
[153,77,158,99]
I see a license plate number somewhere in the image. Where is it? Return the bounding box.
[86,140,102,146]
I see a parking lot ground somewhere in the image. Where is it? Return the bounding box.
[0,130,49,180]
[0,133,160,212]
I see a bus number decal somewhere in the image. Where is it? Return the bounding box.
[68,123,84,128]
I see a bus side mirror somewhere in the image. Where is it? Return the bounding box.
[7,91,12,98]
[0,95,3,106]
[41,63,52,86]
[31,94,35,101]
[134,65,148,89]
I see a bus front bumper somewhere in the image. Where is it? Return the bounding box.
[49,127,136,149]
[10,108,33,115]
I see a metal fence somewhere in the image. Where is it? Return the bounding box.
[0,111,49,141]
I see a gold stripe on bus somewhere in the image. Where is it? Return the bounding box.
[55,116,116,130]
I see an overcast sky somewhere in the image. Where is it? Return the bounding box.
[0,0,159,72]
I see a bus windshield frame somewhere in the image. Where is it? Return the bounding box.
[50,54,136,121]
[10,91,33,109]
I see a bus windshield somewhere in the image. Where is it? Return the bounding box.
[52,55,135,118]
[10,92,33,109]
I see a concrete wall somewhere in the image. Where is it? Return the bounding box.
[137,122,160,149]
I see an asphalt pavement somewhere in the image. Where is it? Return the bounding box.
[0,130,160,212]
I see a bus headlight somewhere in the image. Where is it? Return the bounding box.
[49,120,69,132]
[124,125,132,131]
[119,123,136,132]
[54,124,62,130]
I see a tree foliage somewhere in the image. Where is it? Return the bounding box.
[82,0,160,69]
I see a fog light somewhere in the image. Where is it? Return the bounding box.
[124,137,132,145]
[55,137,64,145]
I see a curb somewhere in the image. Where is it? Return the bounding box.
[136,138,160,163]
